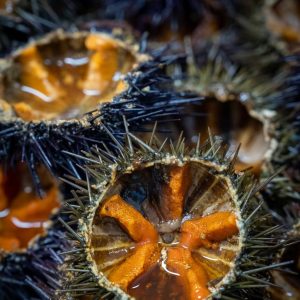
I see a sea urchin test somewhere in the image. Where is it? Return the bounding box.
[0,30,140,121]
[61,130,287,300]
[91,162,240,299]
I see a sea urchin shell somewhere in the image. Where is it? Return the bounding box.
[0,29,143,121]
[60,128,289,299]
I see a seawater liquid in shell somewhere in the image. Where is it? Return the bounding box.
[90,162,241,300]
[1,33,137,121]
[0,164,60,252]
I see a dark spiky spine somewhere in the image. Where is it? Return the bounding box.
[0,0,108,56]
[0,218,69,300]
[174,32,297,115]
[59,127,291,299]
[0,34,200,300]
[260,56,300,216]
[0,0,253,55]
[170,29,300,218]
[0,44,200,195]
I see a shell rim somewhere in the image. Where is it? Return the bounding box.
[0,29,149,125]
[79,156,245,300]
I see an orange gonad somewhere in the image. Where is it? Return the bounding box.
[100,165,238,300]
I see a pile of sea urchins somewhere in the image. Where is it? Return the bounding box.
[0,1,299,299]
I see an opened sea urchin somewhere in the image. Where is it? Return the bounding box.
[60,129,289,299]
[0,30,141,121]
[0,27,195,184]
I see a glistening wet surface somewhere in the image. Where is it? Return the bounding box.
[90,162,241,300]
[174,99,270,175]
[0,33,137,121]
[0,164,60,252]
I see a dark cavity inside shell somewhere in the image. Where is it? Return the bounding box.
[174,98,271,175]
[0,31,139,121]
[89,160,241,300]
[0,163,60,253]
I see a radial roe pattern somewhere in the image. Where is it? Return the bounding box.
[0,31,140,121]
[90,161,241,300]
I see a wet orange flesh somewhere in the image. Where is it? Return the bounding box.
[160,164,190,221]
[8,34,135,121]
[0,167,60,252]
[180,212,238,250]
[100,194,158,243]
[99,185,238,300]
[108,243,160,291]
[167,247,210,300]
[100,195,159,290]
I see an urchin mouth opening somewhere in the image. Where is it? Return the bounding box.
[88,159,242,299]
[0,163,60,253]
[0,31,140,122]
[177,98,271,175]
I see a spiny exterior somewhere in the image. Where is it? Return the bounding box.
[174,35,297,116]
[262,58,300,214]
[59,128,291,299]
[236,0,300,56]
[174,0,300,119]
[169,33,300,217]
[0,0,108,56]
[0,0,254,55]
[0,36,200,297]
[267,202,300,300]
[0,218,69,300]
[101,0,246,39]
[0,31,200,195]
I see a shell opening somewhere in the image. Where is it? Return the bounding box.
[89,160,242,299]
[176,98,271,175]
[0,163,60,252]
[0,32,138,121]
